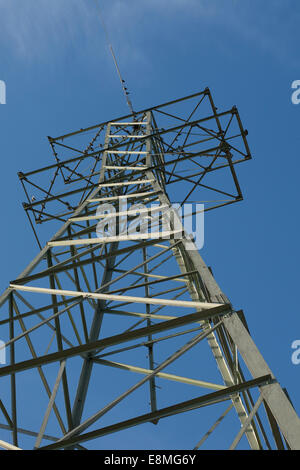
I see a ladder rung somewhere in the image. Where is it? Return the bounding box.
[70,204,168,222]
[104,166,148,170]
[98,179,154,188]
[108,135,145,138]
[110,122,147,126]
[87,191,160,203]
[106,150,147,154]
[48,230,184,247]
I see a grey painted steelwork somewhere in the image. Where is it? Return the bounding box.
[0,90,299,450]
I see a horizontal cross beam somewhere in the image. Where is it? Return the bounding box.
[0,304,230,377]
[39,374,272,449]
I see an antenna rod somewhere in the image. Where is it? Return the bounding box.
[94,0,135,116]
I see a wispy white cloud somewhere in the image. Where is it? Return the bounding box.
[0,0,206,63]
[0,0,298,67]
[97,0,300,68]
[0,0,94,58]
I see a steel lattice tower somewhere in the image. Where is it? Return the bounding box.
[0,89,299,450]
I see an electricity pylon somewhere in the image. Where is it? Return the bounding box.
[0,89,299,450]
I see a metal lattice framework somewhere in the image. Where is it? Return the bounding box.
[0,89,299,450]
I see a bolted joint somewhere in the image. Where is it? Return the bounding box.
[18,171,26,180]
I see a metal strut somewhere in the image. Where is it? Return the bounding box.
[1,90,300,450]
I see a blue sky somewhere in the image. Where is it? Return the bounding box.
[0,0,299,449]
